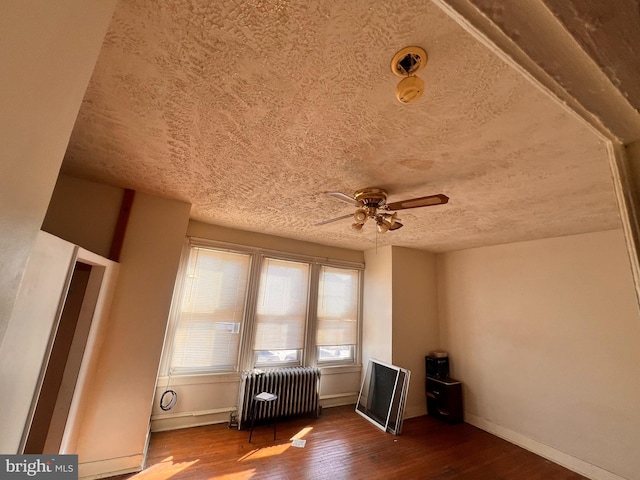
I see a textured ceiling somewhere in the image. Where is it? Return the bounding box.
[62,0,622,253]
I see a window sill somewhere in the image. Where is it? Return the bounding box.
[318,364,362,375]
[157,372,241,387]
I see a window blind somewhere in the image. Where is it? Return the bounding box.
[170,247,251,373]
[254,257,310,351]
[316,266,359,346]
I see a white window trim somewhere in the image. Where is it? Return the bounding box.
[159,237,364,377]
[314,265,363,367]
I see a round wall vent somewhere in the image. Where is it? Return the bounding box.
[391,46,428,77]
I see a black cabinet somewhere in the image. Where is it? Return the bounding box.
[426,377,463,423]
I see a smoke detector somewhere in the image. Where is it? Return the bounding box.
[391,46,428,104]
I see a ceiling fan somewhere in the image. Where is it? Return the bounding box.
[316,187,449,233]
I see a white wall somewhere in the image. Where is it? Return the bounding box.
[437,229,640,480]
[60,248,119,455]
[391,247,439,418]
[0,232,76,452]
[0,0,117,356]
[0,229,119,456]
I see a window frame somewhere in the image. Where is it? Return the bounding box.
[159,238,364,377]
[313,264,362,367]
[252,255,311,369]
[159,240,254,376]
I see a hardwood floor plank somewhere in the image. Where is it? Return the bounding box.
[106,405,586,479]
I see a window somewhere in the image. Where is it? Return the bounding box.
[168,247,251,374]
[162,240,362,375]
[316,266,359,364]
[254,258,309,367]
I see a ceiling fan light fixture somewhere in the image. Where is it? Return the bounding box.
[376,216,391,233]
[354,208,368,223]
[376,222,390,234]
[318,187,448,233]
[387,212,400,224]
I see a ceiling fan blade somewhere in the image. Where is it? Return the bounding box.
[386,193,449,211]
[324,191,362,207]
[314,213,353,226]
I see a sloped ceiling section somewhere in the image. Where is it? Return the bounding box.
[440,0,640,143]
[62,0,621,252]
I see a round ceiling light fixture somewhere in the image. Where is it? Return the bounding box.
[391,46,428,104]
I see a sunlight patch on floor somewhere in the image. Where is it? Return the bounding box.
[238,443,291,461]
[126,456,199,479]
[290,426,313,440]
[237,425,314,463]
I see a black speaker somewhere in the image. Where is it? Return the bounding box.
[426,354,449,379]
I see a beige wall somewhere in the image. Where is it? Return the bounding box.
[437,229,640,480]
[43,176,124,258]
[361,247,440,419]
[73,192,190,478]
[187,221,364,263]
[363,247,393,367]
[391,247,439,418]
[42,175,191,475]
[0,0,117,355]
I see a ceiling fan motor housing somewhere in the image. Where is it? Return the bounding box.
[354,187,388,208]
[319,186,448,233]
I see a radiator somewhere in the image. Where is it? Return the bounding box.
[237,367,321,429]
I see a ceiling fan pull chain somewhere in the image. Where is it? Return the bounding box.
[375,227,378,254]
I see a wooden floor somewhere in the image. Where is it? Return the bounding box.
[108,405,586,480]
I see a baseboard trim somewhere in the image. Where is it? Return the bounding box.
[320,392,358,408]
[151,396,360,432]
[151,407,235,432]
[465,413,625,480]
[79,454,143,480]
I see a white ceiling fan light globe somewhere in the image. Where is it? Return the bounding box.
[354,208,368,223]
[351,222,364,232]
